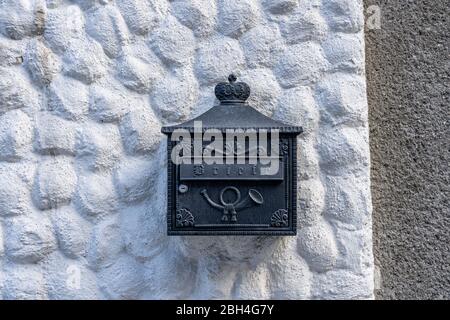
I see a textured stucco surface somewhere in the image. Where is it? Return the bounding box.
[0,0,373,299]
[365,1,450,299]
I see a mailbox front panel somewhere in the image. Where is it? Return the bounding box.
[166,135,297,235]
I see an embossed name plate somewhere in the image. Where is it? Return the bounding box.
[179,163,284,181]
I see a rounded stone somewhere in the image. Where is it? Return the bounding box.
[177,234,278,267]
[97,254,144,299]
[322,33,364,73]
[46,0,62,9]
[0,37,26,67]
[0,110,33,162]
[47,75,89,121]
[0,223,3,257]
[87,217,124,270]
[117,0,169,36]
[195,37,245,86]
[0,0,43,40]
[273,86,319,136]
[311,270,374,299]
[171,0,217,37]
[151,69,198,123]
[149,16,196,67]
[233,264,270,299]
[74,172,119,219]
[35,113,77,155]
[116,55,164,94]
[2,265,47,299]
[85,5,129,58]
[143,248,196,299]
[1,162,36,185]
[240,69,281,116]
[280,9,327,44]
[316,73,367,126]
[324,175,371,228]
[322,0,364,33]
[222,237,279,263]
[317,126,370,176]
[24,39,61,86]
[4,214,57,263]
[297,178,325,227]
[240,24,284,68]
[51,206,91,258]
[119,108,162,155]
[267,238,311,299]
[114,157,159,204]
[192,256,239,299]
[76,123,122,171]
[62,38,107,84]
[275,42,328,88]
[0,67,40,115]
[217,0,260,38]
[33,158,77,210]
[119,197,166,261]
[192,84,217,116]
[262,0,298,15]
[44,252,101,299]
[44,5,85,53]
[333,227,373,274]
[89,85,130,123]
[296,139,320,180]
[297,221,338,272]
[70,0,108,11]
[0,169,31,217]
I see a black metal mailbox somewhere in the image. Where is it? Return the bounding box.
[162,75,302,235]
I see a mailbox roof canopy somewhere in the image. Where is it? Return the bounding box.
[161,74,303,135]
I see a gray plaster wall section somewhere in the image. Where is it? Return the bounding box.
[364,1,449,299]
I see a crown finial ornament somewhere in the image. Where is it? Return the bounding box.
[215,74,250,104]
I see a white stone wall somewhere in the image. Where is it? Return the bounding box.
[0,0,373,299]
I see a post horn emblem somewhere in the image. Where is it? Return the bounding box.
[201,186,264,222]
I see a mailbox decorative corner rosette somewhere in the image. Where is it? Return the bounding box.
[162,74,302,236]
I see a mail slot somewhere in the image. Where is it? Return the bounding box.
[162,74,302,235]
[179,162,284,181]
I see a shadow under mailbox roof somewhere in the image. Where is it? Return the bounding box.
[161,103,303,134]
